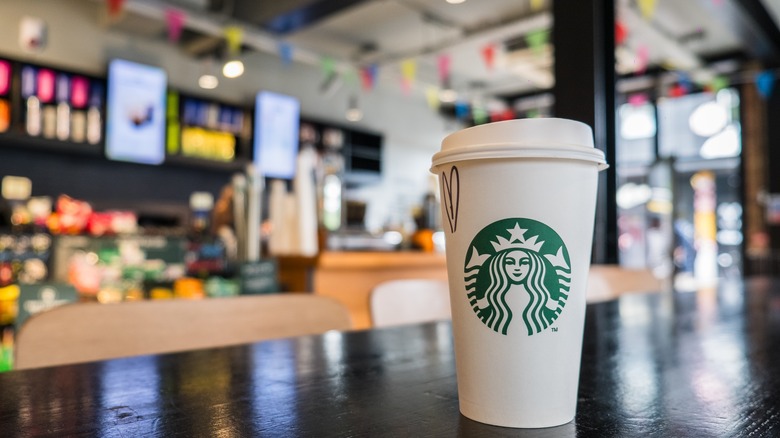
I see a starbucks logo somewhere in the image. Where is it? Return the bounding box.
[464,218,571,336]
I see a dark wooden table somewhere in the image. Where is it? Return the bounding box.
[2,278,780,437]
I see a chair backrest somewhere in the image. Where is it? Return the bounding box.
[15,294,351,370]
[370,279,451,328]
[586,265,663,302]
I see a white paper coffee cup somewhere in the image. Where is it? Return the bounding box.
[431,118,607,428]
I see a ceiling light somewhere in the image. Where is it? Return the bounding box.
[346,108,363,122]
[346,95,363,122]
[198,74,218,89]
[222,60,244,78]
[439,88,457,103]
[446,0,466,3]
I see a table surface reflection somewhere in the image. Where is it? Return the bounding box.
[2,278,780,437]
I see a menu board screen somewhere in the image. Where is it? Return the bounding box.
[254,91,300,179]
[105,59,167,165]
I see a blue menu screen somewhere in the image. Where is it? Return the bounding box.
[254,91,300,179]
[105,59,167,165]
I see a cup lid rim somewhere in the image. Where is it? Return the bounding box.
[432,118,607,171]
[431,142,608,171]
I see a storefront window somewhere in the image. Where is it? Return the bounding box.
[658,89,740,160]
[617,102,656,166]
[616,101,661,271]
[616,89,742,288]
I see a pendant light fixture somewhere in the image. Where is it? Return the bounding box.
[198,58,219,89]
[345,95,363,122]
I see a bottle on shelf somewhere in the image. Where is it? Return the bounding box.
[70,76,89,143]
[21,66,41,136]
[86,82,102,144]
[38,69,56,139]
[55,73,70,141]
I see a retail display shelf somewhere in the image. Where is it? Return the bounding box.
[0,131,103,157]
[163,154,250,172]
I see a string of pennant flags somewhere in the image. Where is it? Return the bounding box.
[107,0,776,127]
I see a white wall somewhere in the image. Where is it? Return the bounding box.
[0,0,458,230]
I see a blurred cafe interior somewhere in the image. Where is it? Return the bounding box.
[1,0,780,374]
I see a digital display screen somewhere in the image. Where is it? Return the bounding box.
[254,91,300,179]
[105,59,167,165]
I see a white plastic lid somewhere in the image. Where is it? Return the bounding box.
[431,118,608,171]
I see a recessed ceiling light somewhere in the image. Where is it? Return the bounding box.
[222,60,244,78]
[446,0,466,4]
[346,108,363,122]
[198,74,218,89]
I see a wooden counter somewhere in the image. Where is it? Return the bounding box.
[312,251,448,329]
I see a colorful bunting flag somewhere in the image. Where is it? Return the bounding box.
[165,8,186,43]
[756,70,775,100]
[637,0,657,20]
[710,75,729,93]
[106,0,126,20]
[401,59,416,94]
[472,107,488,125]
[455,101,470,120]
[360,64,378,91]
[401,80,411,95]
[668,83,686,98]
[425,87,440,111]
[321,57,335,78]
[635,45,649,74]
[437,54,451,84]
[224,26,243,54]
[278,41,293,66]
[678,72,693,93]
[628,93,648,106]
[481,44,496,70]
[615,20,628,46]
[361,67,372,91]
[490,108,515,122]
[660,59,679,71]
[525,30,548,57]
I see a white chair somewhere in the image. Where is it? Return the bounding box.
[586,265,664,302]
[370,279,451,328]
[15,294,352,370]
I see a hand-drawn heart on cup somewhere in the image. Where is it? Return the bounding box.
[441,166,460,233]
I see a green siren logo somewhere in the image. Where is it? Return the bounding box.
[464,218,571,336]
